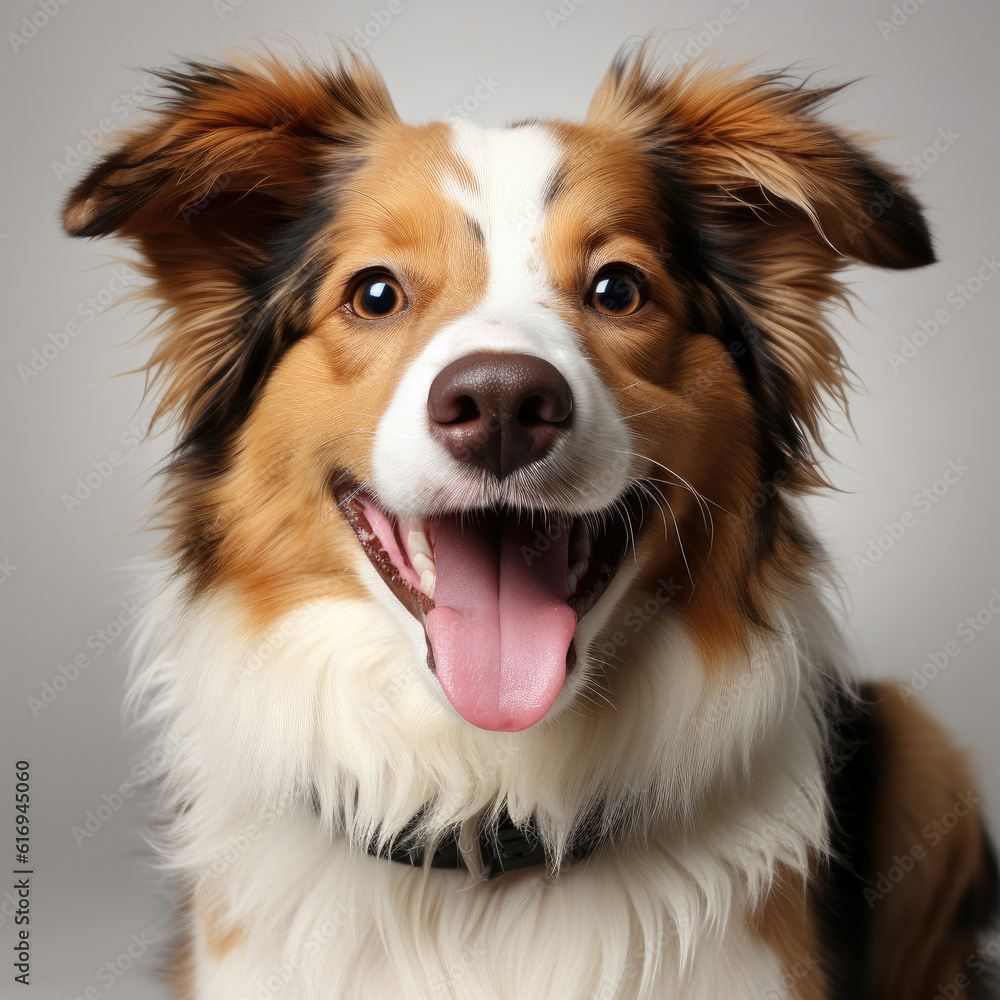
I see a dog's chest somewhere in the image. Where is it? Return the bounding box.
[189,827,798,1000]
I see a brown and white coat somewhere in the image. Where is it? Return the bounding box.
[64,42,997,1000]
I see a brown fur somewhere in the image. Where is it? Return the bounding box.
[61,44,932,650]
[544,50,933,660]
[185,120,489,623]
[61,42,984,999]
[865,682,994,999]
[155,896,194,1000]
[64,49,396,433]
[197,889,247,960]
[752,866,828,1000]
[540,113,775,659]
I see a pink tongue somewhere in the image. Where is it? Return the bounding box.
[426,517,577,732]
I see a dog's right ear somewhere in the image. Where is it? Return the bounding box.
[62,48,395,258]
[61,49,396,435]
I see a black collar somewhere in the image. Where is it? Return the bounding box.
[367,807,604,880]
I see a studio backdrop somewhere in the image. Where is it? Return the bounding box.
[2,0,998,995]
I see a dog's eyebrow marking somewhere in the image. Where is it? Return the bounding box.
[465,214,485,244]
[543,168,565,209]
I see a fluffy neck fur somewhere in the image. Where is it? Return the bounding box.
[129,555,845,996]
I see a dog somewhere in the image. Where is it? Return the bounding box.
[63,41,998,999]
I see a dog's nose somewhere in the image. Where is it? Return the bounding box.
[427,352,573,480]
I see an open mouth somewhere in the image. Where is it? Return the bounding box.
[337,481,647,732]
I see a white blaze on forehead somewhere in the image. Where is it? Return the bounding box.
[369,118,634,518]
[443,119,563,319]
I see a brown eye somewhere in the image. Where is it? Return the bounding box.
[589,266,646,316]
[349,272,406,319]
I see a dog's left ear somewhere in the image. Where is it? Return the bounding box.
[587,52,935,271]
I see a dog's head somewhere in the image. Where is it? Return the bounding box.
[64,45,933,735]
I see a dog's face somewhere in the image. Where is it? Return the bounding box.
[64,48,933,734]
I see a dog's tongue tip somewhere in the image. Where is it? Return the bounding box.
[426,516,576,732]
[428,604,575,731]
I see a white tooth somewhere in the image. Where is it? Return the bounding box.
[567,571,578,595]
[408,527,433,561]
[570,558,589,580]
[412,551,434,575]
[420,568,436,600]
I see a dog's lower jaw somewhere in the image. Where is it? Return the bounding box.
[135,572,835,1000]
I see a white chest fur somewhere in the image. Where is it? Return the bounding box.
[188,823,798,1000]
[132,582,835,1000]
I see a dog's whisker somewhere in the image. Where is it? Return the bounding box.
[616,403,666,423]
[63,40,975,999]
[636,480,696,594]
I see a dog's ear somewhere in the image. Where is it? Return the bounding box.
[63,49,395,258]
[587,52,935,272]
[62,49,396,434]
[586,51,935,469]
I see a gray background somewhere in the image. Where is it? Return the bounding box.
[2,0,997,995]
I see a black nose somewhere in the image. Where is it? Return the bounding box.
[427,352,574,480]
